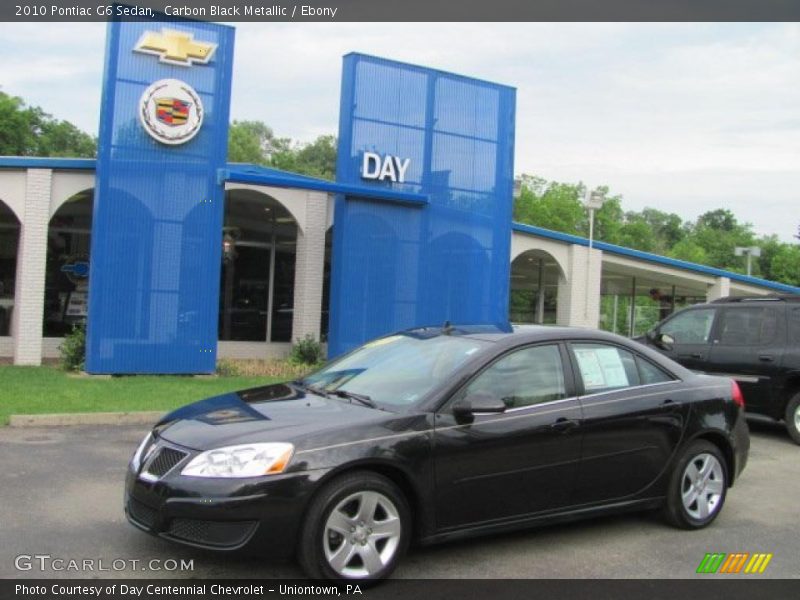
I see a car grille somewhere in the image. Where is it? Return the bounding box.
[128,498,158,529]
[143,446,188,479]
[167,518,257,548]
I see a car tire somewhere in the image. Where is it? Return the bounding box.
[663,440,728,529]
[298,471,411,581]
[784,392,800,445]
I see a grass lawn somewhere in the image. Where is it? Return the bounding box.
[0,366,285,426]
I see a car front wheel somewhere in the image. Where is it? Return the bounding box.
[298,471,410,580]
[784,392,800,445]
[663,440,727,529]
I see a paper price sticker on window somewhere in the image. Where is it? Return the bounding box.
[574,347,629,390]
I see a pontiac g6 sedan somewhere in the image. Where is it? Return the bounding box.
[125,325,749,580]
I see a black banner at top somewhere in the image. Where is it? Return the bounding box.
[3,0,800,22]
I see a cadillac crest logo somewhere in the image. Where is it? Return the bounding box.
[139,79,204,145]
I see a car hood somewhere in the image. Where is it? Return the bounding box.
[155,382,394,452]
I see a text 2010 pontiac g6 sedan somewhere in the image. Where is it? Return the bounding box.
[125,325,749,580]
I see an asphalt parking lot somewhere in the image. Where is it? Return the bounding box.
[0,421,797,579]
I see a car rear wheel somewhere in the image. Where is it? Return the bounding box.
[298,471,410,580]
[785,393,800,445]
[663,440,727,529]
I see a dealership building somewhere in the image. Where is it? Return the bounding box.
[0,21,797,371]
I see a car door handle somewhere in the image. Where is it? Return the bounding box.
[661,398,679,409]
[758,354,774,362]
[690,352,703,359]
[550,418,579,433]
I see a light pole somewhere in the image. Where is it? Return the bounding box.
[583,189,606,322]
[734,246,761,276]
[585,190,606,249]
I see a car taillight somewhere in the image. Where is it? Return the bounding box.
[731,380,745,409]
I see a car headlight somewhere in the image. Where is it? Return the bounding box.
[181,443,294,478]
[131,432,153,471]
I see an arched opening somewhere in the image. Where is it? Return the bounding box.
[0,200,21,337]
[321,225,332,341]
[44,189,93,337]
[510,250,566,325]
[220,189,298,342]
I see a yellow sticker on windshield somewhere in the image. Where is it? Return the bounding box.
[363,335,403,349]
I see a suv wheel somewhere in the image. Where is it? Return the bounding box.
[784,392,800,445]
[663,440,727,529]
[298,471,410,580]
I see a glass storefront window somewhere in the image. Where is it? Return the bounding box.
[0,202,20,336]
[509,252,560,325]
[219,191,298,343]
[43,193,93,337]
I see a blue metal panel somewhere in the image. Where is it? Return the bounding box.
[329,54,516,357]
[86,20,234,373]
[512,222,800,294]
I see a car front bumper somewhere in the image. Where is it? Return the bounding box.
[124,449,327,558]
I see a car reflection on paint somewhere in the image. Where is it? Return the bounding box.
[125,324,749,581]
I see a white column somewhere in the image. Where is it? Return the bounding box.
[12,169,52,365]
[556,245,603,328]
[707,276,731,302]
[290,191,328,342]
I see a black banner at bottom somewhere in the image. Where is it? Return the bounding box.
[2,579,796,600]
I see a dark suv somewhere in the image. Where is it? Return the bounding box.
[639,294,800,444]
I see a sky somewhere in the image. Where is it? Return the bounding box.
[1,22,799,241]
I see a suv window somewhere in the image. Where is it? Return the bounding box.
[791,308,800,344]
[463,344,566,409]
[717,307,779,346]
[572,343,640,393]
[660,308,716,344]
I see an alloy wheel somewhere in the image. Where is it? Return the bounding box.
[323,490,402,578]
[680,452,725,521]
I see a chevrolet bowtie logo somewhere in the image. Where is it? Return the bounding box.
[133,29,217,67]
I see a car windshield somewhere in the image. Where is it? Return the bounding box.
[299,334,490,409]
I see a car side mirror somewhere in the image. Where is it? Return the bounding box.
[452,392,507,423]
[654,332,675,350]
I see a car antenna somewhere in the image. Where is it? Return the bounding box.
[442,320,454,335]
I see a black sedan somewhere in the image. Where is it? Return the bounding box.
[125,325,749,580]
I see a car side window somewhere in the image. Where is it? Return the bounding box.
[462,344,566,410]
[636,356,675,385]
[660,308,716,344]
[717,307,778,346]
[572,343,640,393]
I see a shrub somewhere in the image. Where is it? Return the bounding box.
[60,321,86,372]
[216,359,241,377]
[289,334,324,366]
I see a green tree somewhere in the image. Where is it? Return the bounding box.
[0,90,95,157]
[668,238,709,264]
[513,175,585,235]
[768,245,800,286]
[36,119,96,157]
[227,120,337,180]
[227,120,287,165]
[688,209,756,273]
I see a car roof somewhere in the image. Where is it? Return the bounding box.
[710,294,800,305]
[402,323,636,345]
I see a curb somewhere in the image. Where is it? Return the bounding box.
[8,411,165,427]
